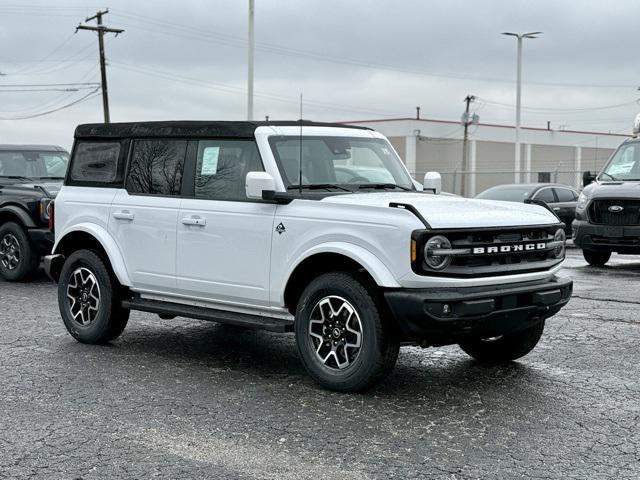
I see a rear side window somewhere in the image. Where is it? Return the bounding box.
[70,142,120,183]
[126,139,188,196]
[555,188,577,202]
[534,188,556,203]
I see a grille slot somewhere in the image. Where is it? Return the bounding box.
[589,199,640,226]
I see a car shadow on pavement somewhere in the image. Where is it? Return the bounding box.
[80,318,551,402]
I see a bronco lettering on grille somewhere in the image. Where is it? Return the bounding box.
[472,243,547,254]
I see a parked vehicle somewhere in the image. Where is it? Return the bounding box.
[45,121,572,392]
[575,127,640,266]
[0,144,69,281]
[475,183,579,236]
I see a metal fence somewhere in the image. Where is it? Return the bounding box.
[415,170,587,197]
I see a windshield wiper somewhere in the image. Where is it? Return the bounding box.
[38,176,65,180]
[287,184,353,192]
[0,175,32,181]
[599,172,618,181]
[358,183,412,191]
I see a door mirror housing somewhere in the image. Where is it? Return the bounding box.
[246,171,276,200]
[423,171,442,194]
[582,170,596,187]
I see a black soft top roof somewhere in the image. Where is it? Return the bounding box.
[74,120,371,139]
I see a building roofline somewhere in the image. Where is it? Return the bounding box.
[342,117,630,138]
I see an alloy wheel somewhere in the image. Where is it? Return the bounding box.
[66,267,101,325]
[308,295,363,370]
[0,233,20,271]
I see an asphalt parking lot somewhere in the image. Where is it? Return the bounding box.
[1,248,639,480]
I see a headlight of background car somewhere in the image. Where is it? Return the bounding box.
[39,199,53,222]
[424,235,452,270]
[553,228,566,259]
[576,192,590,209]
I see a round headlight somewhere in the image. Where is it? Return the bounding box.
[424,235,452,271]
[553,228,566,258]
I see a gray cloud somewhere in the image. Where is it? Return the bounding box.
[1,0,639,150]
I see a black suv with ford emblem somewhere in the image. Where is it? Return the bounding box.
[575,133,640,266]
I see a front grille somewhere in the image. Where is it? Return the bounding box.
[589,199,640,225]
[416,225,562,278]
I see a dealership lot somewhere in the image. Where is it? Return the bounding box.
[0,248,638,479]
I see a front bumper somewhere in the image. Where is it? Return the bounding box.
[572,219,640,253]
[384,276,572,345]
[43,254,64,282]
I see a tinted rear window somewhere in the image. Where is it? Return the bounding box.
[126,139,188,196]
[70,142,121,183]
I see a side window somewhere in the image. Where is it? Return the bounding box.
[555,188,576,203]
[534,188,556,203]
[194,139,263,201]
[70,142,120,183]
[126,139,188,196]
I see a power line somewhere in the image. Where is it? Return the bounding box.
[0,88,100,120]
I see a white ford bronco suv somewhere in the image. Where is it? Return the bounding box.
[45,121,572,392]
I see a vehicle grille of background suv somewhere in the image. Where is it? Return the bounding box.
[416,225,562,278]
[588,199,640,226]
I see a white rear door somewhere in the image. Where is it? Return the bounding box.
[108,138,189,292]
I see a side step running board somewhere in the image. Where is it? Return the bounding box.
[122,297,294,333]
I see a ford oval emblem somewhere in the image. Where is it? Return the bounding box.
[608,205,624,213]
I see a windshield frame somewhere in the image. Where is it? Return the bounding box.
[268,135,415,192]
[0,149,70,181]
[598,140,640,182]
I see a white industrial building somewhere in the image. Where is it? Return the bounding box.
[346,117,628,196]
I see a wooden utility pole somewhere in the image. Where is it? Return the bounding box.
[76,10,123,124]
[461,94,476,197]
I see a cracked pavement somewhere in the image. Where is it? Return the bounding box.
[0,249,639,479]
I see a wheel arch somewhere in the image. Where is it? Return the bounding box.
[53,224,131,286]
[0,205,36,229]
[282,243,400,314]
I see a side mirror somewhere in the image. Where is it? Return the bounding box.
[582,170,596,187]
[246,171,276,200]
[423,171,442,194]
[633,112,640,135]
[412,179,424,191]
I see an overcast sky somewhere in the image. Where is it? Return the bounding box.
[1,0,639,149]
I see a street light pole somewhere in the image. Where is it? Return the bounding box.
[502,31,541,184]
[247,0,255,120]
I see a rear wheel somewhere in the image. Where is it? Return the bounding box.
[0,222,39,281]
[459,320,545,363]
[295,272,399,392]
[58,249,129,344]
[583,249,611,267]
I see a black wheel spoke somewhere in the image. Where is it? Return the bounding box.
[66,267,101,326]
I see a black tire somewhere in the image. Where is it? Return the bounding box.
[583,249,611,267]
[459,320,545,363]
[58,249,129,344]
[295,272,399,392]
[0,221,40,282]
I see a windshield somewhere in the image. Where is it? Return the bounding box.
[599,142,640,181]
[475,185,537,202]
[0,150,69,180]
[269,136,414,191]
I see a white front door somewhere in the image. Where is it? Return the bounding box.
[175,138,275,306]
[176,199,275,305]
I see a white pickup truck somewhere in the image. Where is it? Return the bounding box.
[45,121,572,392]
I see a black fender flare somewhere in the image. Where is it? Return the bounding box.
[0,205,37,228]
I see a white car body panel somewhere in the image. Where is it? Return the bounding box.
[176,198,277,306]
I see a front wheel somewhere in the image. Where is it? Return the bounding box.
[459,320,545,363]
[583,249,611,267]
[295,272,399,392]
[58,249,129,344]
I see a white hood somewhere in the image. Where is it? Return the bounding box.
[321,192,559,229]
